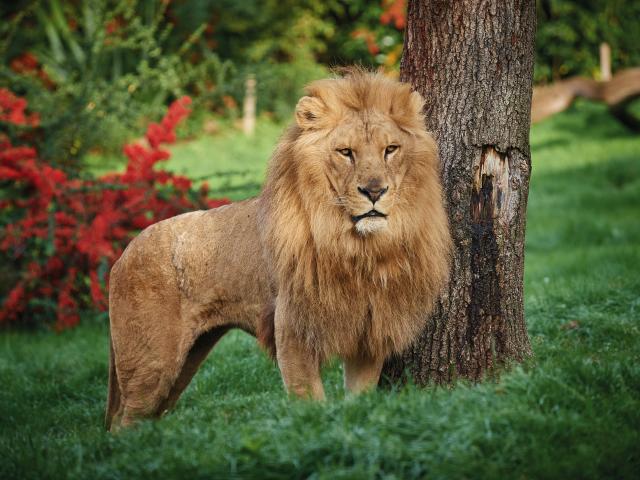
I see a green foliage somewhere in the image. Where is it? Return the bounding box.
[152,0,404,70]
[1,103,639,478]
[313,0,405,69]
[0,0,234,173]
[536,0,640,82]
[166,0,331,120]
[237,61,328,121]
[171,0,329,64]
[165,0,403,119]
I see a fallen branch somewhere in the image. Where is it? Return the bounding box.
[532,68,640,131]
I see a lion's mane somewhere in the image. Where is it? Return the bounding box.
[258,70,452,362]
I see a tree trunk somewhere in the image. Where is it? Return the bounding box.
[382,0,535,385]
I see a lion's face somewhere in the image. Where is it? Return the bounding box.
[324,111,410,235]
[292,80,434,239]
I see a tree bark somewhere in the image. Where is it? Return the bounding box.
[382,0,535,385]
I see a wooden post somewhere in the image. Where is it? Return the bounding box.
[243,74,256,136]
[600,43,612,81]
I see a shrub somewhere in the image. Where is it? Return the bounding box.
[0,0,235,172]
[536,0,640,83]
[0,90,229,329]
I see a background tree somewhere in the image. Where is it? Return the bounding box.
[535,0,640,83]
[383,0,536,384]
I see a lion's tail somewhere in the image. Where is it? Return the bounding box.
[104,334,121,431]
[256,305,277,361]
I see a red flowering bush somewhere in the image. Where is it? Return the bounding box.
[0,88,40,127]
[0,90,229,329]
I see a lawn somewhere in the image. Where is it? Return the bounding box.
[166,120,283,201]
[1,102,639,479]
[86,119,283,201]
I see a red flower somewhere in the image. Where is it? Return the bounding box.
[0,91,230,329]
[0,284,25,323]
[10,52,38,73]
[57,272,80,330]
[172,175,192,191]
[0,88,40,126]
[351,29,380,55]
[0,146,38,165]
[0,166,21,180]
[380,0,406,30]
[90,270,106,307]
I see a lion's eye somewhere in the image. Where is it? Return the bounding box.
[385,145,399,156]
[337,148,353,158]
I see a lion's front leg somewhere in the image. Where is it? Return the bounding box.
[343,354,384,394]
[276,337,325,400]
[274,300,325,400]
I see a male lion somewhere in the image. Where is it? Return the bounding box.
[105,70,451,430]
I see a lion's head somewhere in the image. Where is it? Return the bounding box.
[265,69,446,244]
[259,70,451,358]
[294,84,423,236]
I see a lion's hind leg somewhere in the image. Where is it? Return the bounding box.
[113,334,183,428]
[105,335,123,430]
[111,324,225,429]
[108,291,191,430]
[155,325,230,415]
[109,312,232,430]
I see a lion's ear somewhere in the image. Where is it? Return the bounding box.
[295,96,325,130]
[408,90,425,116]
[394,90,427,133]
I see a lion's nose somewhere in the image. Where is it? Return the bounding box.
[358,182,389,204]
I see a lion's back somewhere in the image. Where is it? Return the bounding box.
[109,199,272,332]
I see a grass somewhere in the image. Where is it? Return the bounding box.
[166,120,283,201]
[1,101,639,479]
[86,118,283,201]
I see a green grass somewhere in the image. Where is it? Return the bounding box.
[86,118,283,201]
[165,120,283,201]
[2,102,639,479]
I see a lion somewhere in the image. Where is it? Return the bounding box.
[105,70,451,431]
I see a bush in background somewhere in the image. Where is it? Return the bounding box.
[0,91,228,329]
[165,0,405,121]
[0,0,235,172]
[536,0,640,83]
[0,1,412,136]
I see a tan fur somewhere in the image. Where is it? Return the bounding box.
[106,70,451,430]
